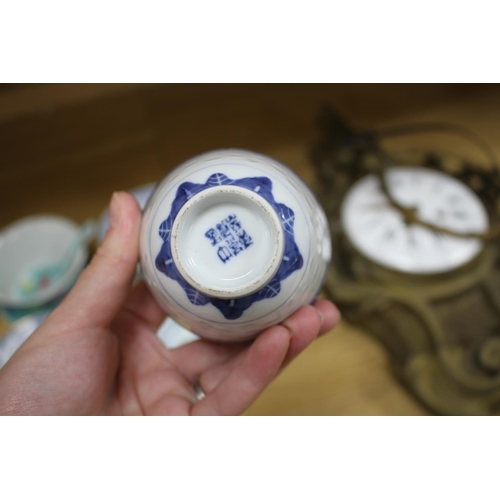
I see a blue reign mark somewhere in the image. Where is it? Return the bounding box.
[155,173,303,320]
[205,214,253,263]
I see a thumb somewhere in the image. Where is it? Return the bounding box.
[52,191,142,330]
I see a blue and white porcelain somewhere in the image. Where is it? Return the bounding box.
[140,149,331,342]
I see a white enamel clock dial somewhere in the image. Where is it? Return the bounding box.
[341,166,490,274]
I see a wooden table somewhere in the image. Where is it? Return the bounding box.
[1,83,498,415]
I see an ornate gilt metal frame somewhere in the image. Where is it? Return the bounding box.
[312,107,500,415]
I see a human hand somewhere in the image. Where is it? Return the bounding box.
[0,192,340,415]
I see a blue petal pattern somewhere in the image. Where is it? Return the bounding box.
[155,173,303,320]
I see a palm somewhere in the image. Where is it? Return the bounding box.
[107,283,311,416]
[107,297,244,416]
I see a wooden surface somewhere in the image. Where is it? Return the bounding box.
[1,83,499,415]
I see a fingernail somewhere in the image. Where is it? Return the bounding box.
[317,309,324,327]
[109,192,121,228]
[281,321,294,338]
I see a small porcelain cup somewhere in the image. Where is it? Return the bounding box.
[0,215,89,321]
[140,149,331,342]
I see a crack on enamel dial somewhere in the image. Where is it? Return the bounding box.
[341,166,490,275]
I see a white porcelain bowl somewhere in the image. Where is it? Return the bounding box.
[0,216,89,312]
[140,149,331,342]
